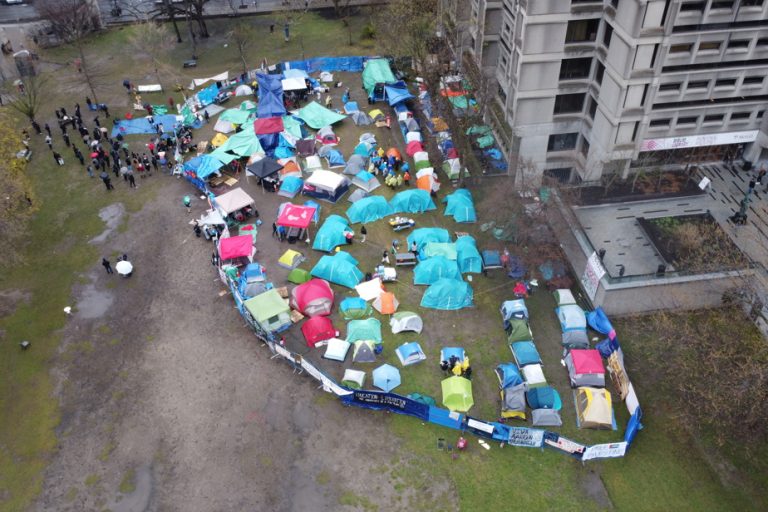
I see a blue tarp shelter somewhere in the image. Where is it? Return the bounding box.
[443,189,477,223]
[587,307,615,337]
[413,256,461,285]
[407,228,451,252]
[183,154,225,180]
[313,215,351,252]
[256,73,287,118]
[421,278,474,310]
[385,83,415,106]
[197,83,219,106]
[111,114,178,137]
[346,196,393,224]
[310,252,363,288]
[455,236,483,274]
[389,189,436,214]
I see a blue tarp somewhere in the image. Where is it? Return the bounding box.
[407,228,451,252]
[197,83,219,106]
[455,236,482,274]
[325,149,346,168]
[284,56,366,73]
[111,114,178,137]
[313,215,351,252]
[388,189,436,214]
[587,307,615,337]
[257,132,281,156]
[421,278,474,310]
[310,252,363,288]
[413,256,461,286]
[283,68,309,79]
[385,83,415,106]
[346,196,392,224]
[257,73,287,118]
[182,154,225,180]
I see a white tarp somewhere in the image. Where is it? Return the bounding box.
[137,84,162,93]
[214,118,235,134]
[355,278,383,301]
[215,187,255,215]
[282,77,307,91]
[199,209,226,226]
[191,71,229,89]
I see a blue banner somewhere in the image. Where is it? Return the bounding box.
[341,390,430,421]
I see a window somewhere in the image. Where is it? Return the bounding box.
[580,137,591,158]
[703,114,724,123]
[595,61,605,84]
[559,58,593,79]
[677,116,698,125]
[742,0,764,6]
[659,82,681,92]
[688,80,709,89]
[649,118,671,127]
[603,24,614,48]
[610,0,620,7]
[710,1,734,9]
[758,38,768,47]
[588,96,598,119]
[743,76,764,85]
[669,43,693,53]
[565,19,600,43]
[731,112,751,120]
[553,93,586,114]
[758,110,765,119]
[547,133,579,152]
[715,78,736,87]
[727,39,750,49]
[698,41,721,52]
[544,168,572,184]
[679,1,705,11]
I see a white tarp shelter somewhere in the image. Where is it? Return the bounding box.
[215,188,255,215]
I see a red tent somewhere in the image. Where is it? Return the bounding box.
[291,278,334,316]
[302,316,336,347]
[277,204,317,229]
[253,117,285,135]
[406,141,424,157]
[218,235,253,260]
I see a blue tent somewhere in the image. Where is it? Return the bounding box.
[587,307,615,336]
[443,189,477,223]
[385,83,415,106]
[373,364,401,392]
[420,278,474,310]
[407,228,451,252]
[495,363,524,389]
[256,73,287,118]
[413,256,461,285]
[389,189,436,214]
[237,263,268,299]
[310,252,363,288]
[455,236,482,274]
[313,215,351,252]
[346,196,392,224]
[278,176,304,198]
[340,297,372,319]
[324,149,346,168]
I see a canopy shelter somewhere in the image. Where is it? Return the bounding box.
[443,189,476,223]
[253,116,285,135]
[565,349,606,388]
[576,387,613,429]
[313,215,352,253]
[303,170,350,203]
[441,376,474,412]
[346,196,392,224]
[277,204,317,230]
[341,369,366,389]
[291,278,334,317]
[296,101,347,129]
[362,58,396,97]
[372,292,399,314]
[389,311,423,334]
[244,289,291,333]
[351,171,380,193]
[246,157,283,179]
[413,256,461,285]
[421,278,473,310]
[385,82,414,106]
[455,236,482,274]
[323,337,351,362]
[256,73,286,118]
[218,235,254,263]
[388,189,436,215]
[340,297,372,320]
[302,316,336,347]
[395,342,426,366]
[407,228,451,253]
[343,154,367,176]
[346,317,382,345]
[278,249,305,269]
[310,252,363,288]
[281,76,307,91]
[373,364,401,392]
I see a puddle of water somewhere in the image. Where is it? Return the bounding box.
[75,284,114,320]
[90,203,126,245]
[111,465,153,512]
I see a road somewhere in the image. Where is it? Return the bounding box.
[0,2,37,24]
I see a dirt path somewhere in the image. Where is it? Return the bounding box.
[37,177,453,511]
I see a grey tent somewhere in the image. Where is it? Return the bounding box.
[317,144,335,158]
[344,154,366,175]
[531,409,563,427]
[296,139,316,157]
[501,383,528,419]
[351,111,373,126]
[352,340,377,363]
[247,157,283,178]
[405,118,419,132]
[348,189,369,203]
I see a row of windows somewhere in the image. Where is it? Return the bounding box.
[553,92,600,120]
[659,75,764,92]
[649,109,765,128]
[547,132,591,159]
[680,1,764,13]
[670,37,768,54]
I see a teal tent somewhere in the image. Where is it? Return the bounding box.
[310,252,363,288]
[220,127,263,157]
[346,196,392,224]
[388,189,436,214]
[281,115,304,139]
[423,242,457,260]
[219,108,252,125]
[209,148,240,164]
[413,256,461,285]
[312,215,351,252]
[421,278,474,310]
[407,228,451,253]
[346,318,383,344]
[455,236,482,274]
[362,58,396,95]
[340,297,372,319]
[296,101,347,129]
[443,189,476,223]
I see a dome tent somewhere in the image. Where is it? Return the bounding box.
[310,252,363,288]
[388,189,436,215]
[421,278,473,310]
[413,256,461,285]
[389,311,423,334]
[346,196,392,224]
[312,215,352,253]
[301,316,336,347]
[291,278,334,317]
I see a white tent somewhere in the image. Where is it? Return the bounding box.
[305,155,324,172]
[413,151,430,163]
[214,188,255,215]
[405,131,422,143]
[396,342,426,366]
[214,118,235,134]
[304,170,348,193]
[235,84,254,96]
[390,312,423,334]
[341,369,366,389]
[323,338,350,362]
[355,278,382,301]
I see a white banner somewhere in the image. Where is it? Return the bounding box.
[640,130,758,152]
[507,427,545,448]
[582,442,628,461]
[581,251,606,301]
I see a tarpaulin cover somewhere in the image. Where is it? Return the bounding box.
[192,154,225,180]
[221,129,264,157]
[413,256,461,285]
[282,115,304,139]
[302,316,336,347]
[197,83,219,106]
[284,56,365,73]
[219,235,253,260]
[421,278,473,310]
[247,157,282,178]
[256,73,287,118]
[296,139,316,157]
[220,108,252,124]
[310,252,363,288]
[385,83,414,106]
[296,101,347,129]
[111,114,178,137]
[254,117,285,134]
[407,228,451,252]
[388,189,436,214]
[277,204,317,229]
[257,132,281,155]
[346,318,382,344]
[340,390,430,422]
[362,58,396,95]
[346,196,392,224]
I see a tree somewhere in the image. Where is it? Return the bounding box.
[375,0,437,71]
[35,0,102,102]
[129,22,175,85]
[0,111,37,263]
[5,75,46,123]
[228,22,259,76]
[182,0,211,39]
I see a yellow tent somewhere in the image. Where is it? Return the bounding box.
[369,109,385,120]
[575,387,613,429]
[211,133,229,148]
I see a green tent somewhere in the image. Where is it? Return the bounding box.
[220,128,263,157]
[287,268,311,284]
[407,393,436,406]
[362,58,396,95]
[506,318,532,343]
[296,101,347,129]
[220,108,252,125]
[346,318,382,345]
[441,376,474,412]
[243,289,291,332]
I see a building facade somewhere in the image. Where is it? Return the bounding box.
[447,0,768,184]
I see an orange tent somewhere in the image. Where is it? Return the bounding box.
[280,160,301,176]
[373,292,399,315]
[416,175,432,192]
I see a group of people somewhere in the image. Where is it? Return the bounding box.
[440,354,473,380]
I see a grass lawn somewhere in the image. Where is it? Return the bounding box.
[1,11,766,512]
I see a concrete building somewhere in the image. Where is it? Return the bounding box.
[444,0,768,184]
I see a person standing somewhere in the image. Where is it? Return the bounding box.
[73,146,85,165]
[183,195,191,213]
[86,96,92,109]
[86,165,94,178]
[44,123,51,136]
[52,151,63,165]
[410,241,418,259]
[360,225,367,243]
[62,132,70,147]
[31,120,42,135]
[74,103,81,120]
[102,258,113,274]
[100,172,114,191]
[44,134,52,149]
[381,251,390,265]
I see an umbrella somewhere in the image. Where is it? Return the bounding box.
[372,364,401,392]
[90,152,99,158]
[115,260,133,277]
